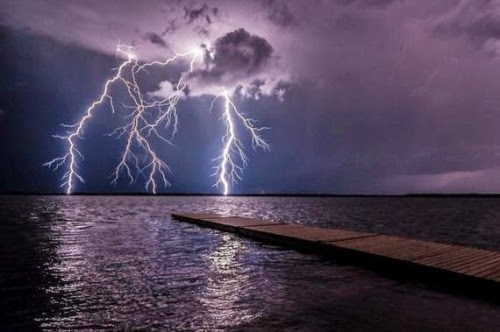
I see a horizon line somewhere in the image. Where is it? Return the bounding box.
[2,192,500,197]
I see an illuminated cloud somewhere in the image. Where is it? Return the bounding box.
[150,28,291,100]
[262,0,297,28]
[432,0,500,57]
[4,0,500,193]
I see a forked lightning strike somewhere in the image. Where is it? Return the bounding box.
[45,45,202,194]
[44,46,136,194]
[213,90,269,195]
[45,44,270,195]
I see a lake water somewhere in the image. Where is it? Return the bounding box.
[1,195,499,330]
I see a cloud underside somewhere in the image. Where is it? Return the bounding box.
[151,28,290,100]
[432,0,500,57]
[387,167,500,194]
[4,0,500,193]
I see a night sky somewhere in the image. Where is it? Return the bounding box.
[2,0,500,194]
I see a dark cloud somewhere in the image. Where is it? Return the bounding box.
[151,28,286,99]
[402,146,500,176]
[5,0,500,193]
[193,26,209,37]
[262,0,297,27]
[142,32,168,48]
[160,3,219,37]
[190,28,274,83]
[183,4,218,24]
[234,78,291,101]
[432,1,500,55]
[161,19,179,36]
[336,0,397,8]
[363,0,398,7]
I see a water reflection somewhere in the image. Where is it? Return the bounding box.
[0,196,63,328]
[41,199,93,328]
[200,234,259,328]
[1,195,500,330]
[211,196,240,216]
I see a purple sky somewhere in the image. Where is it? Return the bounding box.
[2,0,500,194]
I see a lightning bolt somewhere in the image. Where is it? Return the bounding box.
[212,90,269,196]
[45,44,202,194]
[45,43,270,195]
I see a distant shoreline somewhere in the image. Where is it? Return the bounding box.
[1,192,500,198]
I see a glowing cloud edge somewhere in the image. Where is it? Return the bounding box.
[44,45,270,195]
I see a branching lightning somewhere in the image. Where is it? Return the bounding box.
[44,46,137,194]
[45,44,270,195]
[45,45,201,194]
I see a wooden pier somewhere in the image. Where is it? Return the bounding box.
[172,212,500,300]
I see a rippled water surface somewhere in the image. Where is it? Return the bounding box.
[1,195,499,330]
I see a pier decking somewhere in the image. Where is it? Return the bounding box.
[172,212,500,299]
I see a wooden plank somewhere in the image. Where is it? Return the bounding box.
[172,214,283,232]
[330,235,453,261]
[203,217,280,228]
[370,244,454,262]
[171,212,227,221]
[242,224,377,242]
[171,212,500,298]
[419,248,496,269]
[452,255,500,275]
[417,252,498,276]
[387,244,457,261]
[414,246,481,265]
[461,264,500,281]
[479,264,500,279]
[439,251,500,271]
[478,262,500,277]
[475,266,500,279]
[328,235,407,252]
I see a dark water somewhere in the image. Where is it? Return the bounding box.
[0,195,499,330]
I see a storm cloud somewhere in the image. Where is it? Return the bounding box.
[195,28,273,80]
[2,0,500,193]
[336,0,398,8]
[148,27,290,100]
[183,3,218,24]
[143,32,168,48]
[152,28,288,99]
[262,0,297,27]
[432,0,500,56]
